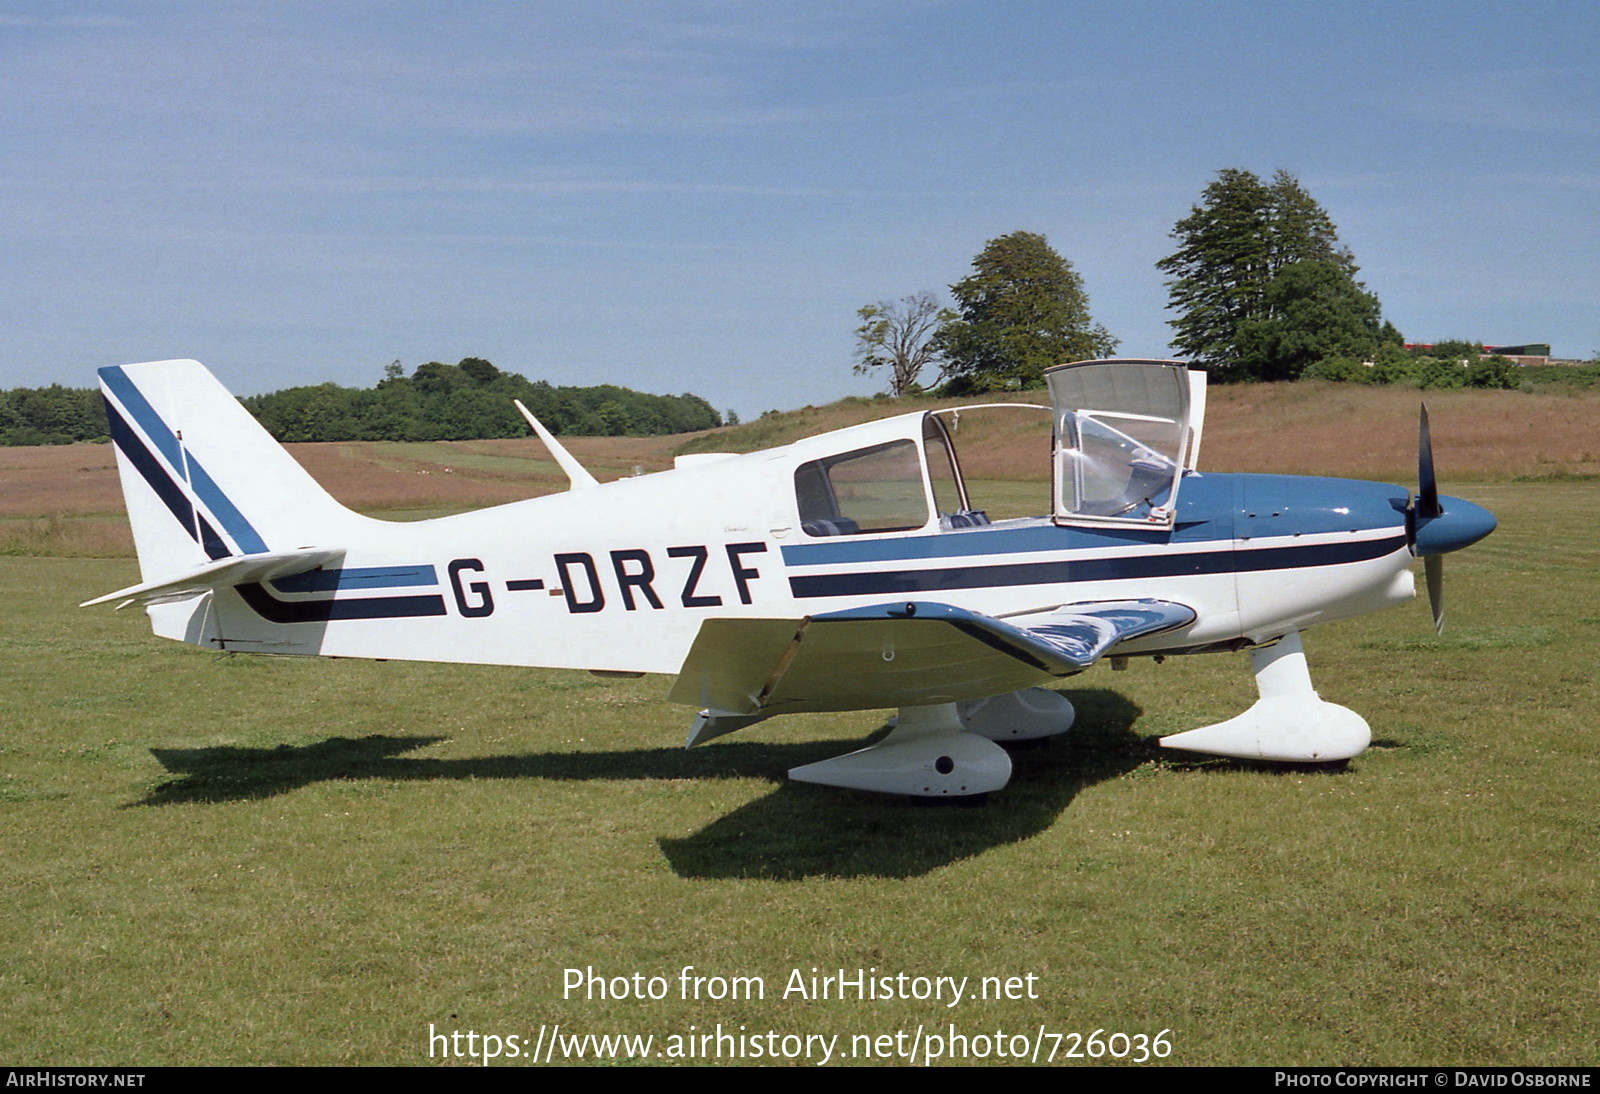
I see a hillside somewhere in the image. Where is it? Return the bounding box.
[686,381,1600,484]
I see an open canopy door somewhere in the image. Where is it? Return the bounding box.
[1045,358,1199,530]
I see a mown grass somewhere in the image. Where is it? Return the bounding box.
[2,480,1595,1066]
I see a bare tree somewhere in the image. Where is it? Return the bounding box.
[853,291,955,396]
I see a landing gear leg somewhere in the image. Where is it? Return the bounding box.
[1158,632,1371,762]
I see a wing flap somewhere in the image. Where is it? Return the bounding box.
[665,617,808,715]
[80,547,345,609]
[668,598,1195,724]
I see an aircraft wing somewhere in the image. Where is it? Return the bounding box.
[670,598,1194,740]
[81,547,345,609]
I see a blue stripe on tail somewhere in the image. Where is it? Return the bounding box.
[104,397,231,560]
[99,365,268,554]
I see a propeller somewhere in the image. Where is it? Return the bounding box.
[1402,406,1497,633]
[1416,404,1440,523]
[1412,404,1445,634]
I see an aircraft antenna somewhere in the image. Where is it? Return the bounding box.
[513,399,600,490]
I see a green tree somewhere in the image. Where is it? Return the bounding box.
[457,357,501,386]
[1466,354,1518,390]
[1,384,109,444]
[1369,344,1418,385]
[410,361,470,396]
[936,231,1117,393]
[595,400,630,437]
[1264,169,1351,269]
[1160,169,1387,381]
[1235,258,1384,380]
[1415,356,1468,390]
[1301,355,1370,383]
[853,291,955,396]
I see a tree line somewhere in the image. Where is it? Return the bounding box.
[0,358,723,447]
[856,168,1527,393]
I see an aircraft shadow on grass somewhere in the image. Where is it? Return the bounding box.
[135,689,1167,879]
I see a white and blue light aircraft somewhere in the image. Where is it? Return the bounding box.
[85,358,1495,798]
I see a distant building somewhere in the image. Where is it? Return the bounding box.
[1484,344,1552,367]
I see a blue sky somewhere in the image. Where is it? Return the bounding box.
[3,1,1596,416]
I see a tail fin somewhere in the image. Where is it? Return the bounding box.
[99,360,365,584]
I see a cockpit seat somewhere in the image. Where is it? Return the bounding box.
[941,509,991,530]
[801,517,861,537]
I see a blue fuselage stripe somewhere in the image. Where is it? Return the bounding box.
[269,566,439,593]
[788,535,1407,598]
[781,522,1187,565]
[235,585,449,622]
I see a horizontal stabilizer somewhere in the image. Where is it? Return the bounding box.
[81,547,345,609]
[669,597,1194,722]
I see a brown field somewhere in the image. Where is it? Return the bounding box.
[1,382,1594,558]
[1200,382,1600,482]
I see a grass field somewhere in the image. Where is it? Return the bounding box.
[1,387,1597,1066]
